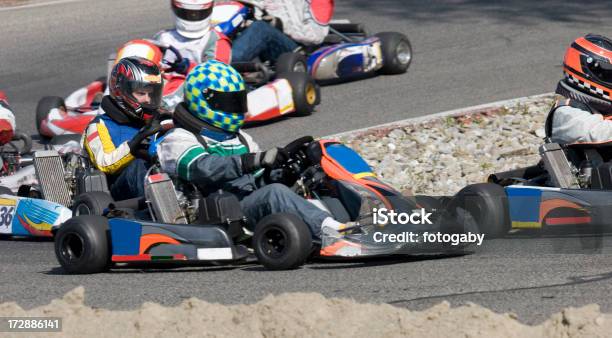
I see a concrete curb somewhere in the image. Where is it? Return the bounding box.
[326,92,554,139]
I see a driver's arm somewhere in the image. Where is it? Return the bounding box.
[551,105,612,144]
[83,119,134,175]
[156,128,247,184]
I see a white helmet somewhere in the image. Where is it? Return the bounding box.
[172,0,214,39]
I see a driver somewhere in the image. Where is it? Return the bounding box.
[154,0,231,70]
[152,60,349,236]
[547,34,612,145]
[231,0,334,62]
[0,91,16,146]
[83,57,165,200]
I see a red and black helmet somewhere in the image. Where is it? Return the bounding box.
[563,34,612,103]
[109,56,163,121]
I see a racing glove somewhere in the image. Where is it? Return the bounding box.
[128,119,161,157]
[170,58,191,75]
[241,148,286,173]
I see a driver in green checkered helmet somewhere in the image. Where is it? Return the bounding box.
[151,60,349,237]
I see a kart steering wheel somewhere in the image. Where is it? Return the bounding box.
[263,136,314,185]
[157,43,187,74]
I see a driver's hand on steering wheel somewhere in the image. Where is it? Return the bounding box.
[241,147,288,173]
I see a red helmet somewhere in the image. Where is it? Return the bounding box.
[109,57,163,121]
[563,34,612,103]
[116,39,164,67]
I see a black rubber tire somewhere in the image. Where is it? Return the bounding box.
[253,213,312,270]
[72,191,115,216]
[414,195,443,210]
[375,32,413,75]
[10,130,33,155]
[275,52,308,74]
[449,183,510,238]
[277,72,320,117]
[54,215,110,274]
[36,96,66,138]
[0,186,14,195]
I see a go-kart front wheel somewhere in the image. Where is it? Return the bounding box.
[54,216,110,274]
[278,72,320,116]
[449,183,510,238]
[253,213,312,270]
[36,96,66,138]
[375,32,412,75]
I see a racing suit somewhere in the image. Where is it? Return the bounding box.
[154,29,232,65]
[0,91,16,145]
[232,0,333,62]
[83,97,151,200]
[153,104,333,237]
[254,0,334,45]
[547,93,612,145]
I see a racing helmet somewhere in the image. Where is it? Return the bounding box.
[184,60,247,133]
[562,34,612,104]
[172,0,214,39]
[109,57,164,121]
[116,39,163,67]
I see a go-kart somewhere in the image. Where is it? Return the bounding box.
[36,38,320,138]
[0,135,74,238]
[457,140,612,238]
[53,128,482,274]
[212,1,412,83]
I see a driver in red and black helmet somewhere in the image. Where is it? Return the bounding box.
[83,56,167,200]
[546,34,612,145]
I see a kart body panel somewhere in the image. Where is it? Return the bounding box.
[504,185,611,229]
[0,194,72,237]
[308,38,383,81]
[108,218,247,263]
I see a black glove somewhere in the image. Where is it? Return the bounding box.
[169,58,190,75]
[241,148,287,173]
[128,119,161,156]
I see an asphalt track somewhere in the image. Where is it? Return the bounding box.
[1,0,612,324]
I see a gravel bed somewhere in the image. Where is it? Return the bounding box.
[337,95,555,196]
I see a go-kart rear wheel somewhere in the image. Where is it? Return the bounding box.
[36,96,66,138]
[375,32,412,75]
[278,72,320,116]
[449,183,510,238]
[54,216,110,274]
[276,52,308,74]
[72,191,114,216]
[253,213,312,270]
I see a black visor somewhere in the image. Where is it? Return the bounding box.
[204,89,248,114]
[172,5,213,22]
[584,56,612,86]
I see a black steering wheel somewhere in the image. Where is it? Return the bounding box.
[263,136,314,185]
[157,43,186,74]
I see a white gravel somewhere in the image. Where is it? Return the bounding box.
[336,95,555,195]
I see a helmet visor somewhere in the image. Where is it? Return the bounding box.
[126,80,163,111]
[205,89,248,114]
[172,4,213,22]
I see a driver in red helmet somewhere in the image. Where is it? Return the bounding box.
[0,91,16,146]
[83,57,165,200]
[546,34,612,145]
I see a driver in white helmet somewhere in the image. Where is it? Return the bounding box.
[154,0,231,71]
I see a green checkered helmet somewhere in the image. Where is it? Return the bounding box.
[184,60,248,133]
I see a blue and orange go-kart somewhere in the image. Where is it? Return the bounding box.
[213,1,412,84]
[455,140,612,238]
[54,131,482,274]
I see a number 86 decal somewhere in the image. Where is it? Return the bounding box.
[0,206,14,227]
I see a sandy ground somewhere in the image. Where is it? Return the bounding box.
[0,287,610,337]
